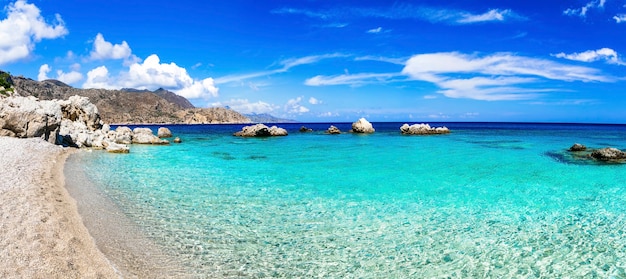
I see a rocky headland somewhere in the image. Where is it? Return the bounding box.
[7,72,251,124]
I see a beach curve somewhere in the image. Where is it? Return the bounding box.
[0,136,120,278]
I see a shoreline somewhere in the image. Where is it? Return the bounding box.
[65,150,188,278]
[0,137,119,278]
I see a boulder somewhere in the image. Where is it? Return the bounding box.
[326,125,341,134]
[269,126,288,136]
[157,127,173,138]
[400,123,450,135]
[173,137,182,143]
[0,96,62,143]
[113,126,133,144]
[131,128,169,144]
[105,142,130,153]
[590,147,626,161]
[57,95,102,131]
[569,143,587,152]
[234,124,272,137]
[351,118,375,133]
[299,126,313,132]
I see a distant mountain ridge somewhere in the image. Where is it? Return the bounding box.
[245,113,298,123]
[9,75,251,124]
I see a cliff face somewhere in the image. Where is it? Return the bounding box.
[11,76,251,124]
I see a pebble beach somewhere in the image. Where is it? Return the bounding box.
[0,136,120,278]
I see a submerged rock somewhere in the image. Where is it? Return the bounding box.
[326,125,341,134]
[351,118,375,134]
[234,123,288,137]
[400,123,450,135]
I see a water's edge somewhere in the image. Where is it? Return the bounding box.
[64,151,189,278]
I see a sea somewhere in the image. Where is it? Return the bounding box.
[66,122,626,278]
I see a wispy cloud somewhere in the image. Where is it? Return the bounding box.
[614,14,626,23]
[367,27,383,34]
[553,48,625,65]
[305,72,400,86]
[214,53,347,84]
[563,0,606,17]
[401,52,611,101]
[273,5,524,25]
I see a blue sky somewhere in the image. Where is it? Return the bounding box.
[1,0,626,123]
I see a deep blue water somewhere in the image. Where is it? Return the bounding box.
[70,122,626,278]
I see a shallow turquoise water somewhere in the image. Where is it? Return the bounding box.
[72,123,626,278]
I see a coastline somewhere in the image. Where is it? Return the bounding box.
[65,151,188,278]
[0,137,119,278]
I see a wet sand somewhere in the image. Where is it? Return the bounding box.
[0,137,120,278]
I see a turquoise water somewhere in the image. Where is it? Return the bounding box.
[71,123,626,278]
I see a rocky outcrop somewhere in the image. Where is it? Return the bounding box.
[0,96,62,143]
[12,76,251,124]
[569,143,587,152]
[326,125,341,134]
[157,127,172,138]
[0,94,179,152]
[233,124,288,137]
[590,147,626,161]
[351,118,375,134]
[400,123,450,135]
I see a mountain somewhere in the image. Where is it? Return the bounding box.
[245,113,298,123]
[9,75,251,124]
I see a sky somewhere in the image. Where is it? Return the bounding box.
[1,0,626,123]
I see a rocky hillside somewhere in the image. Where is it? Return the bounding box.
[9,74,251,124]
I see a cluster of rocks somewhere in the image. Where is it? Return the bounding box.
[233,123,288,137]
[567,143,626,163]
[400,123,450,135]
[0,95,180,153]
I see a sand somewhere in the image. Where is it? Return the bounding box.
[0,136,120,278]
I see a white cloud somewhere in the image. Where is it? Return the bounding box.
[82,54,218,99]
[89,33,140,65]
[367,27,383,33]
[56,70,83,84]
[38,64,51,80]
[305,72,398,86]
[457,9,512,23]
[553,48,625,65]
[564,0,606,17]
[614,14,626,23]
[400,52,610,101]
[309,97,322,105]
[285,96,310,114]
[0,0,67,65]
[84,66,115,89]
[210,99,279,114]
[318,111,338,117]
